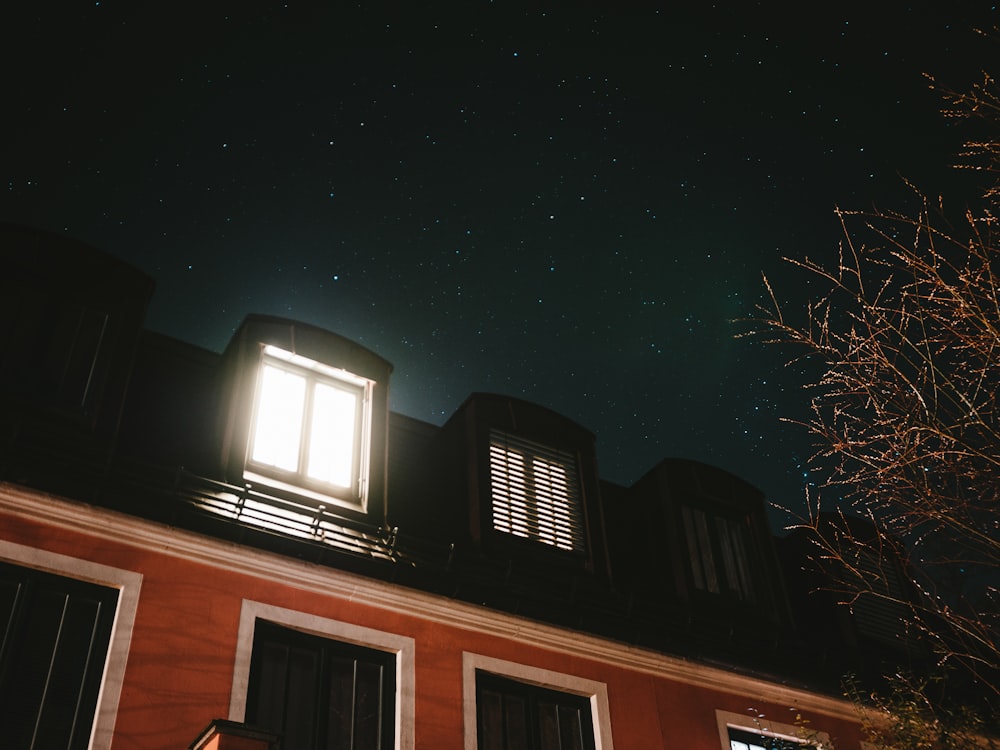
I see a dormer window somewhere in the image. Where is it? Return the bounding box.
[245,345,374,509]
[681,504,756,603]
[435,393,608,576]
[488,430,585,553]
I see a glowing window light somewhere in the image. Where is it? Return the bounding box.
[728,726,815,750]
[306,380,357,487]
[246,346,373,506]
[251,364,306,472]
[488,430,585,552]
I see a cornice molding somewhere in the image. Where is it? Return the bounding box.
[0,482,858,722]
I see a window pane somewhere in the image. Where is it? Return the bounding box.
[34,595,105,749]
[538,701,559,750]
[249,641,290,733]
[558,705,585,750]
[503,694,528,750]
[353,660,384,750]
[284,646,320,750]
[307,381,358,488]
[533,459,571,548]
[491,446,529,538]
[325,656,356,750]
[478,689,505,750]
[692,507,719,593]
[717,516,741,596]
[728,520,756,602]
[681,506,705,590]
[252,364,306,471]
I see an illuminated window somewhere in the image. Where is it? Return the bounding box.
[729,728,815,750]
[716,710,831,750]
[246,345,374,507]
[488,430,585,552]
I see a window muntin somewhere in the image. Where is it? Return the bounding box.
[488,430,585,552]
[247,345,374,507]
[246,620,395,750]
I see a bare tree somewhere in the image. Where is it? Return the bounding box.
[752,48,1000,733]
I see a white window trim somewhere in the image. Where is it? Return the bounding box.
[0,539,142,750]
[462,652,613,750]
[230,600,414,750]
[716,709,834,750]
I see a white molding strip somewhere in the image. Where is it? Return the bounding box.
[0,482,858,722]
[462,652,614,750]
[0,537,142,750]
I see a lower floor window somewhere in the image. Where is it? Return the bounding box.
[246,619,395,750]
[476,670,595,750]
[0,561,119,750]
[728,726,816,750]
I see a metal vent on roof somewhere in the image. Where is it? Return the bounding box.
[488,430,586,552]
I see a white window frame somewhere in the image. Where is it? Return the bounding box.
[716,709,833,750]
[0,540,142,750]
[230,600,414,750]
[488,430,586,552]
[462,652,613,750]
[245,345,375,511]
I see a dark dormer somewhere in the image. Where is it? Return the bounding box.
[0,224,153,462]
[622,458,792,630]
[217,316,392,526]
[777,513,928,669]
[438,393,609,577]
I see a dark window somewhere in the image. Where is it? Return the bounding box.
[846,547,917,649]
[488,430,586,553]
[476,671,595,750]
[681,505,756,603]
[728,726,814,750]
[0,286,109,413]
[0,561,119,750]
[246,620,395,750]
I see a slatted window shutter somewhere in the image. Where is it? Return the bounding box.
[488,430,586,552]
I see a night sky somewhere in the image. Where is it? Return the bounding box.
[4,4,997,527]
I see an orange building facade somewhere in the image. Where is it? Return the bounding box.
[0,486,866,750]
[0,224,876,750]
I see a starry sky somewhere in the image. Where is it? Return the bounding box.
[3,3,996,528]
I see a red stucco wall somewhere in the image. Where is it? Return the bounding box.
[0,503,864,750]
